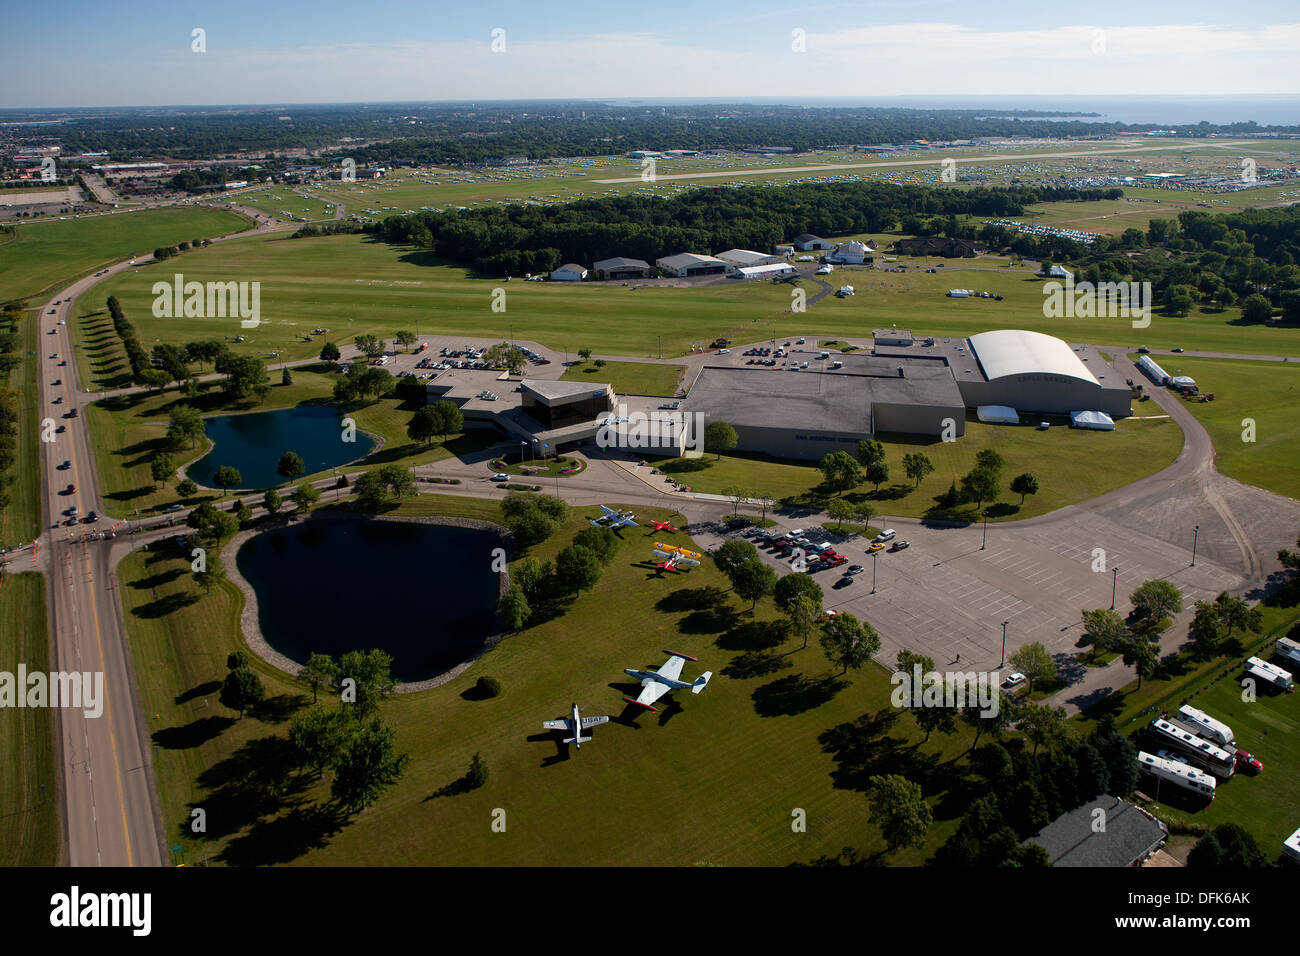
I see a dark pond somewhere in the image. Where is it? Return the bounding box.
[186,405,373,490]
[237,519,500,682]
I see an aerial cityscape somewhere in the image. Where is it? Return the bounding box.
[0,0,1297,931]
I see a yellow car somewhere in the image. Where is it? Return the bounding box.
[868,542,886,552]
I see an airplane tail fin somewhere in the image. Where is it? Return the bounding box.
[691,671,713,694]
[563,735,593,745]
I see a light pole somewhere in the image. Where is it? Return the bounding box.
[981,510,989,550]
[520,440,528,466]
[1191,524,1200,567]
[871,551,878,593]
[1110,566,1118,610]
[999,620,1009,668]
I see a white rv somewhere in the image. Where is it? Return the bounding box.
[1244,656,1294,691]
[1284,827,1300,864]
[1275,636,1300,668]
[1137,751,1216,800]
[1176,705,1235,748]
[1148,718,1235,779]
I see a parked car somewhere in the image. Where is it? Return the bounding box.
[872,529,897,543]
[1233,749,1263,773]
[846,565,865,575]
[1001,673,1027,691]
[890,540,910,551]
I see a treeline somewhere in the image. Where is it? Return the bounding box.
[1035,203,1300,318]
[0,302,24,526]
[106,296,151,385]
[291,221,365,239]
[369,181,1115,276]
[169,166,258,193]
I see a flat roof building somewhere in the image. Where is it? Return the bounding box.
[519,378,614,430]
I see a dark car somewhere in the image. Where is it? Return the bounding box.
[890,540,910,551]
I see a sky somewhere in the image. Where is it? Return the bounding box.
[3,0,1299,108]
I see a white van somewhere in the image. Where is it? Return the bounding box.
[872,529,897,543]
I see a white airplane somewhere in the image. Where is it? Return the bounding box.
[651,549,700,572]
[542,703,610,749]
[624,651,712,714]
[590,504,637,529]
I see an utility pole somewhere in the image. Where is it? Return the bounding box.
[981,510,989,550]
[1191,524,1200,567]
[1000,620,1009,668]
[1111,567,1118,610]
[871,551,878,593]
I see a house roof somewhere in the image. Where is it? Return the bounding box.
[553,263,587,273]
[1024,796,1166,867]
[793,233,823,243]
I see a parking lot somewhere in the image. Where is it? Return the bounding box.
[694,509,1244,686]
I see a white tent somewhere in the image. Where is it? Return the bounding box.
[976,405,1019,424]
[1070,410,1115,430]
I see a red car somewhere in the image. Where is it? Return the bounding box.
[1234,749,1263,774]
[65,483,76,494]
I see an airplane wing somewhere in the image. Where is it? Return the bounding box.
[542,718,572,731]
[658,655,688,683]
[579,715,609,728]
[675,556,700,568]
[618,516,638,527]
[598,505,619,518]
[636,679,671,707]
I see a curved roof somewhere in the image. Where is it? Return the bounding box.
[968,330,1100,387]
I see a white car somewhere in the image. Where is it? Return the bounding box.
[872,529,897,543]
[491,473,510,481]
[1001,673,1027,691]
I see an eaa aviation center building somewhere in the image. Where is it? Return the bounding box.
[683,328,1133,460]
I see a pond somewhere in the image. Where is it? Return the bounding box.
[237,519,501,683]
[186,404,373,490]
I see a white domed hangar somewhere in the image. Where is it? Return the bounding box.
[874,329,1133,420]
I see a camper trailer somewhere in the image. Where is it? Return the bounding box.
[1275,637,1300,668]
[1176,705,1235,748]
[1137,751,1217,801]
[1244,656,1294,691]
[1147,718,1235,779]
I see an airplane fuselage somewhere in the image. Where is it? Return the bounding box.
[625,668,690,690]
[570,702,582,748]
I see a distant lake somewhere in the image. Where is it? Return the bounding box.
[237,519,501,682]
[186,405,373,490]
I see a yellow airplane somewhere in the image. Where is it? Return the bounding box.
[654,542,702,560]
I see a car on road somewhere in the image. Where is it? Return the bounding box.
[52,379,60,386]
[890,540,910,551]
[1233,749,1263,773]
[85,511,97,522]
[68,408,78,418]
[872,529,897,543]
[163,504,183,513]
[491,473,510,481]
[65,483,75,494]
[58,460,71,470]
[1137,346,1150,353]
[52,396,62,404]
[55,424,66,433]
[58,360,66,366]
[1171,347,1185,353]
[1001,673,1027,692]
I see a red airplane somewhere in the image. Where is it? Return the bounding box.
[648,519,681,533]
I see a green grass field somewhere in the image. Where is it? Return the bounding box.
[79,229,1300,373]
[1,307,44,548]
[654,412,1184,522]
[85,369,494,518]
[118,493,1001,866]
[0,206,251,305]
[561,359,684,397]
[0,572,60,866]
[1154,356,1300,502]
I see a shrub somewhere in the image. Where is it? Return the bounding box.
[474,676,502,698]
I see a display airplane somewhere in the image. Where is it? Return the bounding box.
[590,504,637,529]
[542,703,610,749]
[651,549,700,572]
[623,651,712,714]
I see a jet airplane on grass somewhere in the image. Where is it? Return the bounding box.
[623,651,712,714]
[542,703,610,749]
[590,504,637,529]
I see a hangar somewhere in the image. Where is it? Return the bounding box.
[656,252,728,277]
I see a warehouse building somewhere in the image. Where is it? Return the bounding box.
[656,252,728,277]
[549,263,588,281]
[793,233,833,251]
[592,256,652,279]
[716,248,784,271]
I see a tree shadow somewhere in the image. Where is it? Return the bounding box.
[174,680,221,705]
[654,585,729,614]
[131,568,187,590]
[677,606,738,634]
[151,716,236,749]
[254,693,309,724]
[752,673,847,717]
[131,591,200,619]
[723,650,793,680]
[715,618,788,652]
[217,802,348,866]
[818,708,942,792]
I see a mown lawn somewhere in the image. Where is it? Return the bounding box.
[0,206,251,304]
[0,306,43,548]
[119,492,990,867]
[655,413,1184,522]
[0,572,59,866]
[1156,355,1300,502]
[562,359,684,397]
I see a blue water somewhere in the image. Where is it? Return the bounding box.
[186,404,373,491]
[237,519,500,681]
